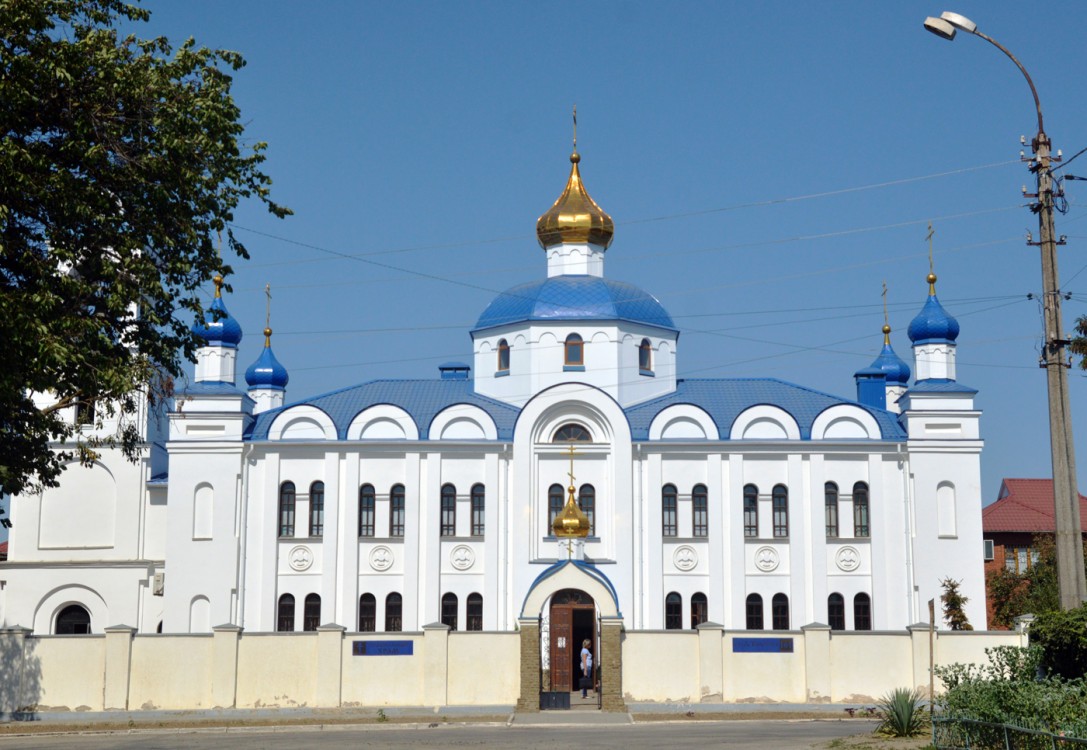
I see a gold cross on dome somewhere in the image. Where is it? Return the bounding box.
[566,442,577,488]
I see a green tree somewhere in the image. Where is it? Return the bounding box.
[0,0,288,495]
[987,535,1087,628]
[1071,315,1087,369]
[1031,603,1087,680]
[941,577,974,630]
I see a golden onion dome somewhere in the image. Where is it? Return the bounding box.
[552,483,591,538]
[536,151,614,250]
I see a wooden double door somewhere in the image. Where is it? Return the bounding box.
[549,589,596,692]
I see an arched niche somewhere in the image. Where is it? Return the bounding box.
[346,405,419,441]
[429,404,498,440]
[268,405,337,441]
[648,404,717,440]
[730,405,801,441]
[811,405,881,440]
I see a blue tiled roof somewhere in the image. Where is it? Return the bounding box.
[623,378,907,441]
[247,379,521,441]
[473,275,676,332]
[906,380,978,394]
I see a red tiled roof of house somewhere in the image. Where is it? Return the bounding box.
[983,478,1087,533]
[0,541,6,561]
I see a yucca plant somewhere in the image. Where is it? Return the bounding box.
[876,687,929,737]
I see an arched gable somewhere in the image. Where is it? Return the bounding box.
[429,404,498,440]
[647,404,718,440]
[520,560,621,618]
[811,405,881,440]
[730,405,801,440]
[345,405,419,441]
[268,405,337,441]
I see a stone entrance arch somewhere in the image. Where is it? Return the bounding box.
[515,561,626,712]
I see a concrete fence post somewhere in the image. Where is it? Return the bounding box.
[316,623,346,707]
[515,617,540,713]
[103,624,136,711]
[211,624,242,709]
[599,616,626,712]
[696,621,724,703]
[802,623,832,703]
[0,627,32,714]
[422,622,450,707]
[907,622,932,695]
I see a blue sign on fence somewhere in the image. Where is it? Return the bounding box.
[732,637,794,653]
[352,640,414,656]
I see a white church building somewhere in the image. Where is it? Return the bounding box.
[0,148,986,697]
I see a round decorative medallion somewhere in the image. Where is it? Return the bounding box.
[673,545,698,571]
[753,546,779,572]
[450,544,476,571]
[369,545,394,572]
[288,545,313,572]
[835,546,861,572]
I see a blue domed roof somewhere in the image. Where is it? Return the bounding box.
[473,275,676,332]
[245,339,289,390]
[193,296,243,348]
[907,293,959,345]
[868,342,911,385]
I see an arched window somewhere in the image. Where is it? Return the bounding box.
[854,593,872,631]
[467,593,483,631]
[471,484,485,536]
[825,482,839,538]
[743,484,758,537]
[691,593,708,629]
[828,593,845,631]
[303,593,321,631]
[385,593,402,632]
[665,592,682,630]
[548,483,565,530]
[276,594,295,632]
[853,482,870,537]
[772,485,789,538]
[278,481,296,538]
[639,338,653,373]
[441,592,458,631]
[661,484,677,537]
[578,484,595,536]
[772,593,790,630]
[309,481,324,537]
[564,333,584,366]
[553,423,591,442]
[440,483,456,537]
[692,484,708,537]
[358,484,375,537]
[745,594,763,630]
[497,339,510,372]
[390,484,405,537]
[359,594,376,632]
[55,604,91,635]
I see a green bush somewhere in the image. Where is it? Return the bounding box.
[876,687,928,737]
[1030,603,1087,680]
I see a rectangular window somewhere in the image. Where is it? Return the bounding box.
[389,485,405,537]
[471,485,485,537]
[309,482,324,537]
[853,483,870,538]
[279,483,296,538]
[743,485,758,538]
[1005,546,1038,574]
[772,486,789,538]
[825,483,839,538]
[440,484,456,537]
[662,485,677,537]
[692,485,708,538]
[359,485,375,537]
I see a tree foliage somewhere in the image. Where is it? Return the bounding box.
[941,577,974,630]
[987,535,1062,629]
[1030,603,1087,681]
[0,0,288,494]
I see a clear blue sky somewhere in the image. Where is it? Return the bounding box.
[78,3,1087,509]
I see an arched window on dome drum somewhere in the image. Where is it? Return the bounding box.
[390,484,405,537]
[309,481,324,537]
[303,593,321,631]
[564,333,584,366]
[854,593,872,631]
[467,593,483,631]
[578,484,595,536]
[745,594,763,630]
[441,592,458,631]
[278,481,295,538]
[497,339,510,372]
[853,482,870,538]
[471,484,485,536]
[665,592,682,630]
[548,484,564,530]
[691,593,708,629]
[772,485,789,538]
[55,604,91,634]
[358,594,376,632]
[358,484,375,537]
[639,338,652,373]
[828,593,845,631]
[825,482,839,538]
[385,593,402,632]
[440,483,456,537]
[772,593,790,630]
[692,484,708,537]
[553,423,591,442]
[276,594,295,632]
[662,484,677,537]
[743,484,758,537]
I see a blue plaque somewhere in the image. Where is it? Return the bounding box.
[732,637,794,653]
[353,640,414,656]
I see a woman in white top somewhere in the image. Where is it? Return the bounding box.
[579,639,593,698]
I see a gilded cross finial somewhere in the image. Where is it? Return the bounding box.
[926,223,938,295]
[566,442,577,490]
[572,104,578,153]
[882,281,891,344]
[264,284,273,347]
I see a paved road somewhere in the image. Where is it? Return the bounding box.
[0,719,879,749]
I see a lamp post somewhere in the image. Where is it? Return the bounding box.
[924,12,1086,609]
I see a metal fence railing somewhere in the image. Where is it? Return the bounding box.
[933,717,1087,749]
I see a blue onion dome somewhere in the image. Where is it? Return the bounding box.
[192,275,243,348]
[869,325,911,384]
[907,273,960,344]
[245,328,289,390]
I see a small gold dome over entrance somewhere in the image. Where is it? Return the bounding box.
[552,483,591,539]
[536,151,615,250]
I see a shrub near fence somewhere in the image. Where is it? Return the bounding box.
[933,717,1087,749]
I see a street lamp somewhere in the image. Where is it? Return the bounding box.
[924,11,1086,609]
